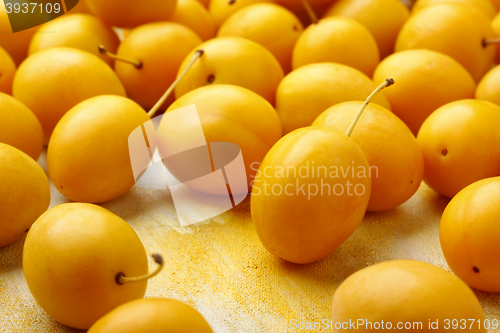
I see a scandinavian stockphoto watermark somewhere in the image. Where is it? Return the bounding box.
[250,161,378,200]
[290,319,423,330]
[289,318,500,330]
[127,105,378,225]
[128,104,249,227]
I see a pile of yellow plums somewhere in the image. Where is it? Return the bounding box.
[2,0,500,330]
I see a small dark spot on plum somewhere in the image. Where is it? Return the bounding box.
[207,74,215,84]
[293,25,298,31]
[442,149,448,156]
[411,180,413,184]
[229,0,236,4]
[473,266,480,273]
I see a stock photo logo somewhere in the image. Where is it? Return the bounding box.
[128,105,249,227]
[2,0,79,32]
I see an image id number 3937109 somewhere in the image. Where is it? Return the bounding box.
[5,1,62,14]
[3,0,66,32]
[442,319,499,330]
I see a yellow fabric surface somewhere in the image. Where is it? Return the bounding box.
[1,151,499,332]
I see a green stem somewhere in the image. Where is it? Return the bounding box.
[345,78,394,137]
[98,45,142,68]
[482,38,500,47]
[116,254,164,285]
[300,0,318,24]
[147,50,204,118]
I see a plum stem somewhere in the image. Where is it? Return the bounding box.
[300,0,318,24]
[482,38,500,47]
[147,50,204,118]
[115,253,164,285]
[345,78,394,137]
[98,45,143,69]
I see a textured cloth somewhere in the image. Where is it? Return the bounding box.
[1,152,499,332]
